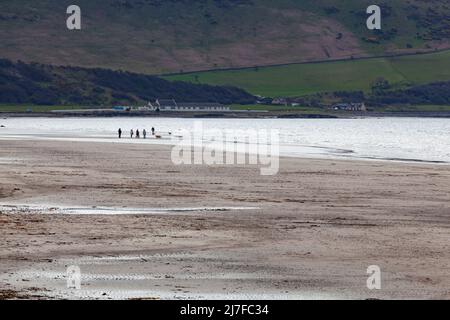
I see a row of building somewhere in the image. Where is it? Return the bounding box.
[143,99,230,112]
[112,99,230,113]
[263,97,367,112]
[331,102,367,111]
[113,99,367,113]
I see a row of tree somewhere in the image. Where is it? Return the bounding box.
[290,78,450,108]
[0,59,255,106]
[369,81,450,106]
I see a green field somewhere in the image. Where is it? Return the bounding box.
[375,105,450,112]
[230,104,323,112]
[231,104,450,113]
[165,50,450,97]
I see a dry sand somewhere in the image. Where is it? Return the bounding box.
[0,139,449,299]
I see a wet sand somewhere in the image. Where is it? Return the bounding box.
[0,139,449,299]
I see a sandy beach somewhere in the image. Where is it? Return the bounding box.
[0,139,449,299]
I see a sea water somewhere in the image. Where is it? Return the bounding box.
[0,117,449,163]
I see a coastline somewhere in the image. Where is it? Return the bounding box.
[1,139,449,299]
[2,110,450,119]
[1,111,338,119]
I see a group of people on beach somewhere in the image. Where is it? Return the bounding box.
[117,127,155,139]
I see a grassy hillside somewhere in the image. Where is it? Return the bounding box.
[0,0,449,74]
[165,50,450,97]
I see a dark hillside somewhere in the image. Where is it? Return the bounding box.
[0,59,255,105]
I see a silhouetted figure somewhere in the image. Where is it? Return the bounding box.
[130,129,134,138]
[151,127,155,136]
[143,129,147,139]
[136,129,140,139]
[118,128,122,139]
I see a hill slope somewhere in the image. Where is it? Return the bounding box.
[1,0,449,74]
[165,49,450,97]
[0,59,255,106]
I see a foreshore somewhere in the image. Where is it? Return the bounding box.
[0,139,449,299]
[0,111,338,119]
[2,110,450,119]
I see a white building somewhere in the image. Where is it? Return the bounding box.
[148,99,230,112]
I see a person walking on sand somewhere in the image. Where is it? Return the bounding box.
[151,127,155,136]
[118,128,122,139]
[130,129,134,139]
[136,129,140,139]
[143,129,147,139]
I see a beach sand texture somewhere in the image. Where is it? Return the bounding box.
[0,139,449,299]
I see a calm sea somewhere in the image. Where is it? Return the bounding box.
[1,117,449,163]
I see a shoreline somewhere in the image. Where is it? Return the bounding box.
[1,139,449,299]
[0,133,448,166]
[2,111,450,119]
[1,111,339,119]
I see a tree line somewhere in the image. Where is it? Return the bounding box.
[0,59,255,106]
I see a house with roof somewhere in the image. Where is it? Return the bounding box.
[332,102,367,111]
[148,99,230,112]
